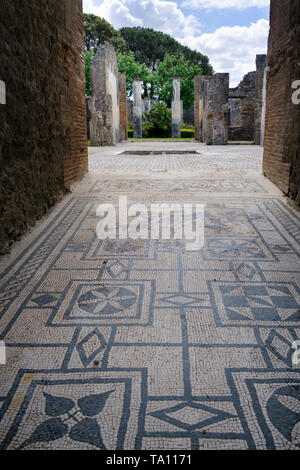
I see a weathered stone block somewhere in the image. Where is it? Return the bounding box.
[254,54,267,145]
[119,73,128,142]
[133,78,142,139]
[172,77,181,138]
[228,71,256,141]
[90,43,121,146]
[195,74,229,145]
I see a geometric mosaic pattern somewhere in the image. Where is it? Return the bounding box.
[0,142,300,449]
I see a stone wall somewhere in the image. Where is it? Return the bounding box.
[0,0,88,254]
[90,43,127,146]
[195,74,229,145]
[228,72,256,141]
[254,55,267,145]
[119,74,128,142]
[263,0,300,202]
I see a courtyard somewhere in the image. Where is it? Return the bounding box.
[0,142,299,450]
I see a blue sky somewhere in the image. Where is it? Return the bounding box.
[83,0,270,86]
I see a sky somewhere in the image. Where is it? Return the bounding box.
[83,0,270,87]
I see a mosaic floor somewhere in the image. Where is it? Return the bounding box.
[0,142,300,450]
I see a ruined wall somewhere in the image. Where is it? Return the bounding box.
[0,0,88,254]
[119,74,128,142]
[228,72,256,141]
[195,74,229,145]
[90,43,126,146]
[263,0,300,202]
[254,55,267,145]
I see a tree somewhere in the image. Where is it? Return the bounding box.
[154,54,202,109]
[84,14,126,53]
[85,50,94,96]
[143,102,172,138]
[120,27,213,75]
[116,51,152,98]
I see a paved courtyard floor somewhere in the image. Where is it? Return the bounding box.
[0,142,300,450]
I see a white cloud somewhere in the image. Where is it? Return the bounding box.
[181,0,270,10]
[83,0,200,38]
[180,19,269,86]
[83,1,269,86]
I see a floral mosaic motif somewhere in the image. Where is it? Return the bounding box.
[267,385,300,445]
[19,390,114,450]
[78,286,137,315]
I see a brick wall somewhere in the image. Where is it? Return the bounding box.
[0,0,88,254]
[263,0,300,201]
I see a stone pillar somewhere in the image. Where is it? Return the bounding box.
[254,54,267,145]
[180,100,184,122]
[194,75,210,142]
[133,78,142,139]
[90,42,120,146]
[172,77,181,138]
[206,74,229,145]
[143,97,152,113]
[0,80,6,104]
[260,66,268,147]
[195,74,229,145]
[119,73,128,141]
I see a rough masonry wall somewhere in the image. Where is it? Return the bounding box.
[0,0,88,254]
[228,72,256,141]
[263,0,300,201]
[90,43,126,146]
[254,55,267,145]
[119,74,128,142]
[195,74,229,145]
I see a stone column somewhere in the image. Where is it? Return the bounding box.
[90,43,120,146]
[194,75,210,142]
[133,78,142,139]
[119,73,128,141]
[172,77,181,138]
[143,97,152,113]
[206,73,229,145]
[260,66,268,147]
[254,54,267,145]
[0,80,6,104]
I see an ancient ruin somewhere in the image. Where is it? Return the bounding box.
[0,0,88,254]
[228,72,256,141]
[172,77,181,138]
[194,73,229,145]
[119,73,128,142]
[263,0,300,202]
[227,55,267,143]
[133,78,142,138]
[90,43,127,146]
[254,55,267,145]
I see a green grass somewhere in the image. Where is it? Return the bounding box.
[128,138,195,142]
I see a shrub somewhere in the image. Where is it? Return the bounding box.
[180,128,195,139]
[142,102,172,138]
